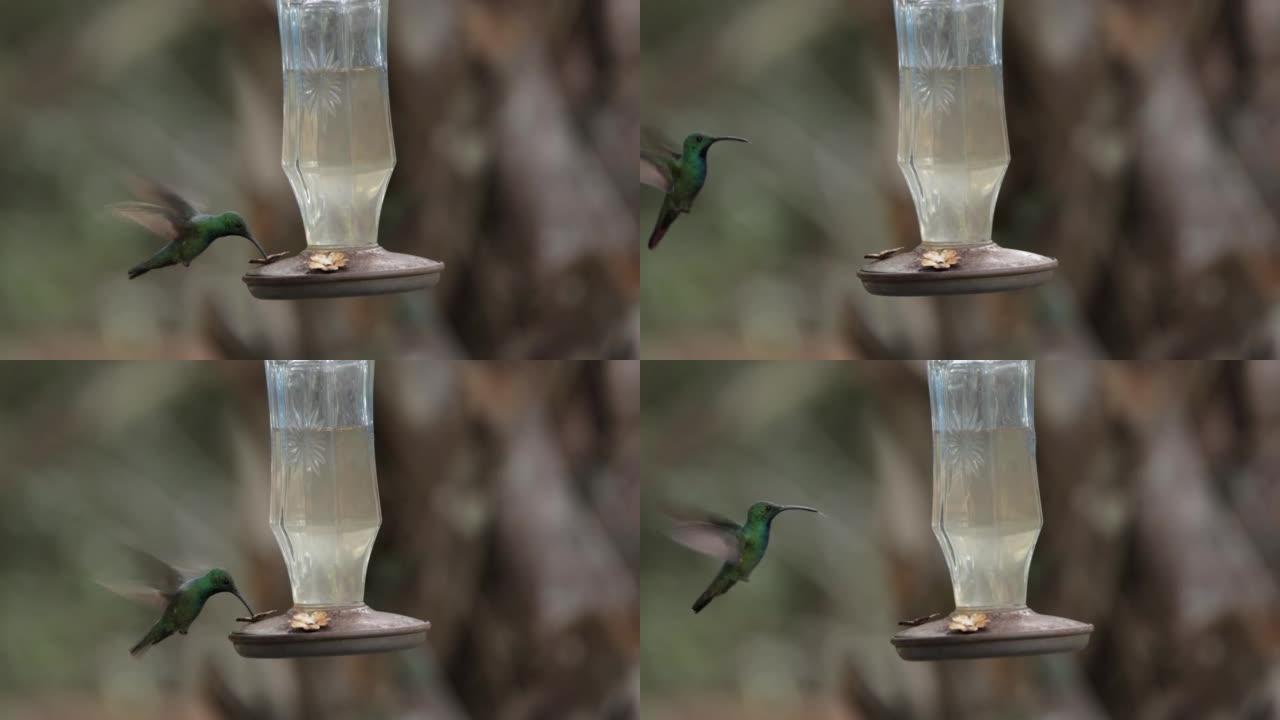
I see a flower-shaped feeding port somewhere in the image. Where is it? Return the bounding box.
[859,0,1057,296]
[229,361,429,658]
[891,361,1091,661]
[243,0,444,300]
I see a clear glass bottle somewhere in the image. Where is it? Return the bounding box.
[278,0,395,249]
[265,360,381,607]
[895,0,1009,248]
[928,360,1041,610]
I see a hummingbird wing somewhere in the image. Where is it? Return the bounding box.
[121,547,197,600]
[98,581,170,609]
[640,129,680,192]
[111,203,186,241]
[669,523,741,563]
[110,177,202,240]
[662,503,742,563]
[127,177,200,220]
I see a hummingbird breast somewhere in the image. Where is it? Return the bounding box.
[738,532,769,577]
[179,233,213,262]
[670,158,709,209]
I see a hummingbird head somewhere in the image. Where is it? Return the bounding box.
[215,212,252,239]
[684,132,749,158]
[205,568,254,615]
[214,212,269,259]
[748,502,820,525]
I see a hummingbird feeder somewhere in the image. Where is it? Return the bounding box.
[243,0,444,300]
[859,0,1057,296]
[891,360,1091,661]
[230,361,430,658]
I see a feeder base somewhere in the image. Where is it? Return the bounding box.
[229,604,430,658]
[858,243,1056,297]
[891,608,1092,661]
[243,246,444,300]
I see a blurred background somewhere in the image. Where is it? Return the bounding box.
[641,360,1280,719]
[641,0,1280,359]
[0,360,639,719]
[0,0,638,359]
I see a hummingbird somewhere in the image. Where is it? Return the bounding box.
[111,180,277,279]
[102,548,254,657]
[640,131,748,250]
[665,501,820,613]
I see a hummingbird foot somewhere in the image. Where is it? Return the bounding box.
[236,609,283,623]
[898,611,946,627]
[249,252,291,266]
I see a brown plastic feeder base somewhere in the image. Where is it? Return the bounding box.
[858,243,1057,296]
[891,608,1092,661]
[243,246,444,300]
[229,604,430,659]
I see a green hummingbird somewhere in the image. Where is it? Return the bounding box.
[665,501,820,613]
[102,548,254,657]
[111,180,275,279]
[640,131,748,250]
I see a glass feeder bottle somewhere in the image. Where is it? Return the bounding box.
[859,0,1057,296]
[891,360,1091,661]
[243,0,444,300]
[279,0,393,250]
[896,0,1008,249]
[929,359,1040,610]
[267,360,380,607]
[230,360,429,658]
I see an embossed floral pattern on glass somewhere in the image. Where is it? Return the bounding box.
[909,44,957,115]
[300,46,343,118]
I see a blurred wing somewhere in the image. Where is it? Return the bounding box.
[642,127,680,155]
[641,129,680,191]
[668,523,741,563]
[662,502,742,562]
[661,502,739,528]
[98,581,170,609]
[127,177,199,220]
[640,150,677,191]
[110,203,183,241]
[123,547,192,598]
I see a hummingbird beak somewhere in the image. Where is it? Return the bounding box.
[242,231,269,260]
[773,504,820,517]
[230,588,254,616]
[710,136,749,145]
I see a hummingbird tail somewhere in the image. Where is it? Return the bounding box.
[648,204,680,250]
[648,224,669,250]
[129,624,170,657]
[692,572,736,614]
[129,244,181,279]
